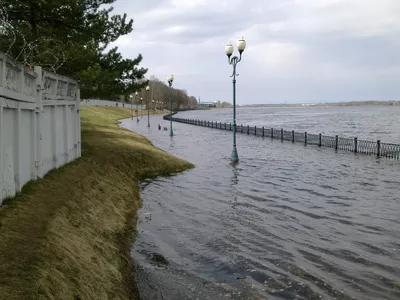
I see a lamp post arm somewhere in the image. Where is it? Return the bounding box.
[229,56,242,78]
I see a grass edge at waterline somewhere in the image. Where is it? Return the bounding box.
[0,106,194,300]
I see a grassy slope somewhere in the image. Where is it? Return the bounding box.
[0,106,193,300]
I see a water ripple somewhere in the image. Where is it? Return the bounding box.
[121,110,400,300]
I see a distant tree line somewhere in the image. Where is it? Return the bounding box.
[130,75,198,110]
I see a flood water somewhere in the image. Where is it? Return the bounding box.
[120,106,400,300]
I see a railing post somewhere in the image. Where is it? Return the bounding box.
[271,128,274,139]
[262,126,264,138]
[241,124,243,133]
[212,121,213,128]
[255,126,257,136]
[319,133,322,147]
[354,137,358,153]
[377,140,381,157]
[305,132,308,145]
[247,125,249,135]
[292,130,295,143]
[335,135,339,150]
[281,129,283,142]
[230,123,232,131]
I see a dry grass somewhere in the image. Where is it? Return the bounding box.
[0,106,193,300]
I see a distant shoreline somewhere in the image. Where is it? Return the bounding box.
[239,100,400,108]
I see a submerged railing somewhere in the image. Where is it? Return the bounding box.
[163,114,400,160]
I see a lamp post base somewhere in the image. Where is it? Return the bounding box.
[170,129,174,137]
[147,123,150,128]
[231,146,239,163]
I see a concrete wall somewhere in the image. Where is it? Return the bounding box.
[81,99,146,110]
[0,53,81,203]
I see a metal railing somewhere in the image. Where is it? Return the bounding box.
[163,114,400,160]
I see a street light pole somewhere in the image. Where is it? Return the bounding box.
[135,92,139,122]
[146,85,150,127]
[140,97,143,118]
[225,37,246,163]
[167,75,174,137]
[130,95,133,119]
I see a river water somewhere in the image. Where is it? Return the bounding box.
[120,106,400,300]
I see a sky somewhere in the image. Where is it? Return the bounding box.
[110,0,400,104]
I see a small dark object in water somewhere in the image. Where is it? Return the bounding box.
[158,124,161,130]
[163,127,168,131]
[151,253,169,266]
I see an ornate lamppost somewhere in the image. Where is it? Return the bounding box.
[129,95,133,119]
[135,92,139,122]
[140,97,143,118]
[146,85,150,127]
[167,75,174,136]
[225,36,246,163]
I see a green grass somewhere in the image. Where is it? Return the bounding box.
[0,106,194,300]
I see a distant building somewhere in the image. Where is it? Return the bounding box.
[198,101,217,108]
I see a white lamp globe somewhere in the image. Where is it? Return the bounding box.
[167,74,174,83]
[237,37,246,53]
[225,42,234,56]
[146,85,150,91]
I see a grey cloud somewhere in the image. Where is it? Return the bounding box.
[112,0,400,104]
[112,0,167,15]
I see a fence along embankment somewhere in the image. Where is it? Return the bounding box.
[0,52,81,203]
[163,114,400,160]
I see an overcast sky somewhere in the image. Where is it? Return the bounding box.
[111,0,400,104]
